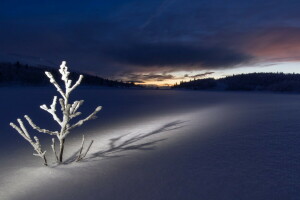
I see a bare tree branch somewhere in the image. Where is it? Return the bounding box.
[51,138,59,162]
[17,118,30,138]
[10,120,48,166]
[59,98,65,111]
[45,71,66,99]
[76,135,94,162]
[24,115,58,135]
[70,100,84,115]
[81,140,94,160]
[69,106,102,130]
[40,96,62,125]
[76,135,85,161]
[69,75,83,93]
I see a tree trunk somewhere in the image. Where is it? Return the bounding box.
[59,138,65,163]
[43,156,48,166]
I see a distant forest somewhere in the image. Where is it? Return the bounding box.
[172,73,300,92]
[0,62,137,87]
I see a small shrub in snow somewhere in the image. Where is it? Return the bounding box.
[10,61,102,165]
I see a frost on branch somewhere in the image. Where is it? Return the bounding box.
[10,61,102,166]
[10,119,48,166]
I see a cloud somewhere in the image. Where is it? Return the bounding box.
[184,72,214,79]
[2,0,300,78]
[118,71,215,83]
[129,80,145,83]
[122,73,176,82]
[104,42,251,69]
[239,27,300,62]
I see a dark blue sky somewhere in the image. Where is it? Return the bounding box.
[2,0,300,84]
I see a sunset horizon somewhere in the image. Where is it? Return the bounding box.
[2,1,300,86]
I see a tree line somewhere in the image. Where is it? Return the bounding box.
[172,72,300,92]
[0,62,138,88]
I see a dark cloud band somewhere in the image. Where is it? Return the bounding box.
[104,43,251,69]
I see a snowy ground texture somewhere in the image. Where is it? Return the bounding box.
[1,87,300,200]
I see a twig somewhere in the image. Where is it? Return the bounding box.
[40,96,62,125]
[10,119,48,166]
[45,71,66,99]
[69,75,83,93]
[24,115,58,135]
[51,138,59,162]
[69,106,102,130]
[82,140,94,159]
[76,135,94,162]
[76,135,85,161]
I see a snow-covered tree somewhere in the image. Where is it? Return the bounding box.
[10,61,102,165]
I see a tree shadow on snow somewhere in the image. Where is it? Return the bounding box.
[64,120,187,164]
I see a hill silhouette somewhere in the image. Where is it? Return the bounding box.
[173,73,300,92]
[0,62,137,88]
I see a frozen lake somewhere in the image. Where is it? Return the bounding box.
[0,87,300,199]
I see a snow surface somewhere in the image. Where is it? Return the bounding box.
[1,87,300,200]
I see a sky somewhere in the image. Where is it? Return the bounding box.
[1,0,300,86]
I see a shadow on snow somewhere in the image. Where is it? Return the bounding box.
[63,120,187,164]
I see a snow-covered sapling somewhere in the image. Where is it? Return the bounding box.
[10,61,102,165]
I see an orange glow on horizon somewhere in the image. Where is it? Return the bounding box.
[131,61,300,87]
